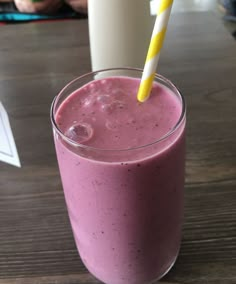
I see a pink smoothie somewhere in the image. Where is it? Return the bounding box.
[53,75,185,284]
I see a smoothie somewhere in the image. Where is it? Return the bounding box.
[52,71,186,284]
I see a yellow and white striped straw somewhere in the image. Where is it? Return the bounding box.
[137,0,174,102]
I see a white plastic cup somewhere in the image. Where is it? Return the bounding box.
[88,0,155,71]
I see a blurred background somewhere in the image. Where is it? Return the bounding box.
[154,0,236,38]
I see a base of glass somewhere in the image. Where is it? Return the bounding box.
[83,248,180,284]
[149,250,179,284]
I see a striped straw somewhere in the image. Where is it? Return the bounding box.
[137,0,174,102]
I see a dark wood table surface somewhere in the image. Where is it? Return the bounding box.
[0,11,236,284]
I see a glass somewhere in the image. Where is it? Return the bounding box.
[51,68,186,284]
[88,0,155,71]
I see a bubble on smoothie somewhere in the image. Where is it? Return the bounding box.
[100,103,113,114]
[127,117,136,124]
[100,79,114,92]
[65,123,93,143]
[101,79,107,85]
[111,88,126,99]
[112,100,125,110]
[81,95,96,108]
[101,79,112,88]
[88,83,96,92]
[100,100,125,114]
[105,120,120,131]
[97,94,112,104]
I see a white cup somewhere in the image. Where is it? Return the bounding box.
[88,0,155,71]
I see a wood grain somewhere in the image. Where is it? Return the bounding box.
[0,13,236,284]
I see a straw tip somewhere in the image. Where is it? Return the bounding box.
[137,74,155,103]
[137,94,150,103]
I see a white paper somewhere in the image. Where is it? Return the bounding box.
[0,102,21,167]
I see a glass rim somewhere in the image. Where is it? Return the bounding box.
[50,67,186,152]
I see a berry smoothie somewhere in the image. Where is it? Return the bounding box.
[52,70,186,284]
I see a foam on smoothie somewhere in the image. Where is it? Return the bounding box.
[56,76,182,151]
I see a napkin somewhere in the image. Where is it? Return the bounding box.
[0,102,21,167]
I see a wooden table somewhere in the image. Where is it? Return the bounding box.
[0,12,235,284]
